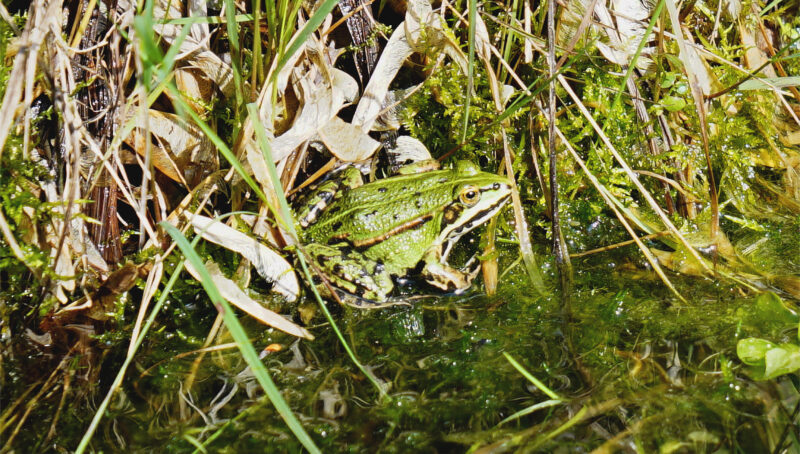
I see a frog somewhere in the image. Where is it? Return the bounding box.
[294,160,512,308]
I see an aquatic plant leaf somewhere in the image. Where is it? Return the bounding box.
[737,338,776,366]
[752,292,798,325]
[736,292,798,338]
[737,338,800,380]
[660,95,686,112]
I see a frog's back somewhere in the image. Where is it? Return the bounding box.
[307,172,452,240]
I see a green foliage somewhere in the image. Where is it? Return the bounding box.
[0,137,52,313]
[402,64,519,166]
[737,293,800,380]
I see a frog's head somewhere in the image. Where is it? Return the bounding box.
[438,162,513,243]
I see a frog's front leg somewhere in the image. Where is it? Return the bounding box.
[420,247,481,293]
[304,242,394,307]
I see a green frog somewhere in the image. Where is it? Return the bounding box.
[294,160,512,307]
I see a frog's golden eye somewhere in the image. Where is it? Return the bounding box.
[459,185,480,206]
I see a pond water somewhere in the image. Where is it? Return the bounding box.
[16,247,789,453]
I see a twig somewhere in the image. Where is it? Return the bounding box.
[570,231,671,258]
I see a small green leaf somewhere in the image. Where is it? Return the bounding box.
[737,338,800,379]
[660,72,677,88]
[660,96,686,112]
[764,344,800,379]
[737,338,774,365]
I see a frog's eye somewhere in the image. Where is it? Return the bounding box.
[459,185,480,206]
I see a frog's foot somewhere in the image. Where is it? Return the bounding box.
[304,243,394,307]
[420,249,481,293]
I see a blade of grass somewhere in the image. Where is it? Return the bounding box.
[223,0,244,111]
[530,405,588,449]
[247,104,389,399]
[498,399,563,426]
[460,0,476,143]
[253,0,263,86]
[162,223,320,453]
[269,0,340,86]
[503,352,561,400]
[610,0,665,111]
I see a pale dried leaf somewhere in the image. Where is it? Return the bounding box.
[175,67,216,113]
[70,219,109,273]
[190,215,299,302]
[184,260,312,339]
[739,23,777,77]
[354,0,465,133]
[185,48,238,98]
[561,0,653,69]
[126,110,217,186]
[270,68,358,161]
[244,142,286,230]
[474,14,493,63]
[390,136,433,163]
[677,32,714,96]
[352,26,413,132]
[318,117,380,162]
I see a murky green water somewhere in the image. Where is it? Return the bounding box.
[19,252,787,452]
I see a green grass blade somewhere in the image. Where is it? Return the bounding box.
[498,399,563,426]
[270,0,340,85]
[223,0,244,112]
[503,352,561,400]
[460,0,477,143]
[162,223,321,454]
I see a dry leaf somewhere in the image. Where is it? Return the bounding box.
[318,116,380,161]
[126,109,218,186]
[354,0,466,132]
[189,215,299,302]
[270,68,358,161]
[184,260,312,339]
